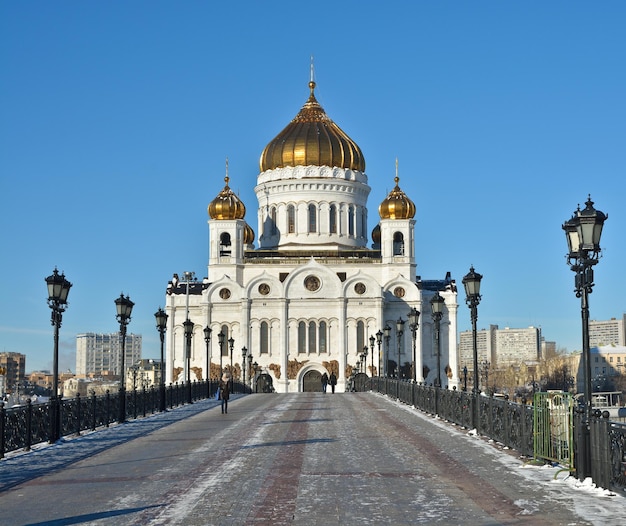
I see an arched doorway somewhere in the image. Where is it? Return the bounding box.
[302,370,322,392]
[255,373,274,393]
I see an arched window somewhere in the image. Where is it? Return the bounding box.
[298,321,306,353]
[260,322,269,354]
[288,205,296,233]
[356,321,365,353]
[308,322,317,353]
[393,232,404,256]
[329,205,337,234]
[348,206,355,236]
[221,325,229,357]
[308,204,317,233]
[319,321,327,353]
[220,232,231,256]
[270,207,277,235]
[361,208,367,238]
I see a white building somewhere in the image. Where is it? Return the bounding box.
[589,315,626,347]
[164,79,459,393]
[76,333,142,378]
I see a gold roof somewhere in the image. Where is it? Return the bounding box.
[378,176,416,220]
[259,81,365,172]
[371,224,381,244]
[208,176,246,220]
[243,222,255,245]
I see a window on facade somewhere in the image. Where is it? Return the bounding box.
[308,322,317,353]
[357,321,365,353]
[288,205,295,233]
[308,204,317,233]
[221,325,229,356]
[319,321,327,353]
[220,233,232,255]
[260,322,269,354]
[393,232,404,256]
[270,207,277,235]
[361,208,366,238]
[298,322,306,353]
[348,206,354,236]
[329,205,337,234]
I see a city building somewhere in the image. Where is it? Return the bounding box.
[0,352,26,393]
[126,359,161,390]
[164,78,459,393]
[588,315,626,347]
[76,333,142,378]
[459,325,541,370]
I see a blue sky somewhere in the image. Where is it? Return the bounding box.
[1,1,625,373]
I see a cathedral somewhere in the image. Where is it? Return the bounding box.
[164,78,459,393]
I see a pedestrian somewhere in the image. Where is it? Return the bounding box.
[219,373,231,414]
[329,372,337,393]
[321,372,329,393]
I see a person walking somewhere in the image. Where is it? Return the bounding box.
[321,372,329,393]
[329,372,337,393]
[219,373,231,414]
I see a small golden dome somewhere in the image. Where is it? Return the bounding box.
[208,176,246,220]
[259,81,365,172]
[243,222,255,245]
[379,176,416,220]
[371,224,381,244]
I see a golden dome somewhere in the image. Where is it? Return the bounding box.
[208,176,246,220]
[243,222,255,245]
[259,81,365,172]
[379,176,416,220]
[371,224,381,244]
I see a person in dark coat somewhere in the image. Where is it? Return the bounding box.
[329,372,337,393]
[321,372,329,393]
[219,373,231,413]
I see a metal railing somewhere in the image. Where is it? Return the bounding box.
[0,379,250,457]
[364,377,626,492]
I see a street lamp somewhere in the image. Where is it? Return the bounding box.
[247,353,253,388]
[430,292,444,388]
[375,330,383,378]
[369,335,375,377]
[218,331,225,374]
[396,318,405,398]
[228,336,235,390]
[362,346,368,377]
[203,326,212,397]
[183,318,194,403]
[462,266,482,429]
[383,325,391,377]
[115,293,134,423]
[462,365,468,391]
[563,195,607,479]
[408,307,420,382]
[154,307,168,412]
[242,346,248,389]
[45,268,72,442]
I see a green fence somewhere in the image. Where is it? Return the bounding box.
[533,391,574,468]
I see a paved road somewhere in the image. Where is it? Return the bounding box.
[0,393,623,525]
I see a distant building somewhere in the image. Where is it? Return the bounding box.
[570,345,626,395]
[76,333,142,378]
[28,371,53,392]
[589,315,626,347]
[459,325,541,372]
[62,377,118,398]
[126,359,162,390]
[0,352,26,393]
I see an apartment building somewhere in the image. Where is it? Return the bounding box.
[76,333,142,378]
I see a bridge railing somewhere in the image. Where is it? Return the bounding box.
[363,377,626,493]
[0,379,251,457]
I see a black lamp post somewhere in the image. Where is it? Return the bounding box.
[242,346,248,389]
[247,353,253,388]
[228,336,235,389]
[462,266,482,429]
[45,268,72,442]
[360,346,367,376]
[253,361,258,392]
[383,325,391,377]
[375,330,382,378]
[408,307,420,382]
[369,335,375,377]
[203,326,212,397]
[563,196,607,479]
[430,292,444,388]
[115,293,134,423]
[462,365,468,391]
[218,331,225,374]
[396,318,405,398]
[183,318,194,404]
[154,308,168,412]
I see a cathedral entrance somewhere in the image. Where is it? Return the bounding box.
[302,370,322,392]
[255,373,274,393]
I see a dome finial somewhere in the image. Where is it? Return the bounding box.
[225,157,230,186]
[309,55,316,95]
[395,157,399,185]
